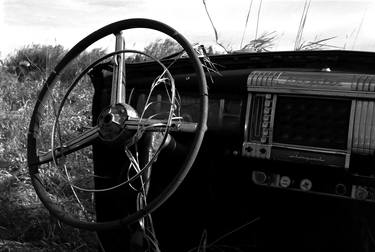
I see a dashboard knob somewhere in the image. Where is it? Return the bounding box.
[252,171,267,185]
[355,186,368,200]
[335,184,347,195]
[279,176,291,188]
[300,178,312,191]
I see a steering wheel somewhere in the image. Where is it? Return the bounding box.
[27,18,208,230]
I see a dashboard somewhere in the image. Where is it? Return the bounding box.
[103,50,375,251]
[127,50,375,204]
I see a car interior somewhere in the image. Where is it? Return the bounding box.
[26,19,375,252]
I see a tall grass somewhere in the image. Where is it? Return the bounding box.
[0,47,100,251]
[202,0,343,52]
[293,0,341,51]
[294,0,311,51]
[242,31,277,52]
[202,0,231,53]
[202,0,277,53]
[352,9,367,50]
[254,0,263,40]
[240,0,254,49]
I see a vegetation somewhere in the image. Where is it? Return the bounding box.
[0,1,346,249]
[0,45,101,251]
[0,38,215,251]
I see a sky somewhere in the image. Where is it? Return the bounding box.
[1,0,375,59]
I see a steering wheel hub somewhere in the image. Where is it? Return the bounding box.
[97,103,138,142]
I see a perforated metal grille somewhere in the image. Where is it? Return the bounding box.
[249,94,266,141]
[273,96,351,150]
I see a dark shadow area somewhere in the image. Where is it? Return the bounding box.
[0,174,99,251]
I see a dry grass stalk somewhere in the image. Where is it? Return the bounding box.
[240,0,254,48]
[242,31,277,52]
[202,0,230,53]
[294,0,311,51]
[297,36,340,51]
[255,0,263,40]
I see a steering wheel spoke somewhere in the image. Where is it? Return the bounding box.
[110,32,126,105]
[125,117,198,133]
[35,126,100,166]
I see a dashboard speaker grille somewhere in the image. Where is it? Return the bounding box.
[273,96,351,150]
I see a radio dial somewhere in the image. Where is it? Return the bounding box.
[252,171,267,185]
[335,184,347,195]
[280,176,291,188]
[354,186,368,200]
[300,179,312,191]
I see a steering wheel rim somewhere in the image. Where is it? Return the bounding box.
[27,18,208,230]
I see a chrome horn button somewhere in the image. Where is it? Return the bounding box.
[97,103,138,142]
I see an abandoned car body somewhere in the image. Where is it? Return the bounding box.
[27,19,375,251]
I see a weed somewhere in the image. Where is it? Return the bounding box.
[0,52,99,251]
